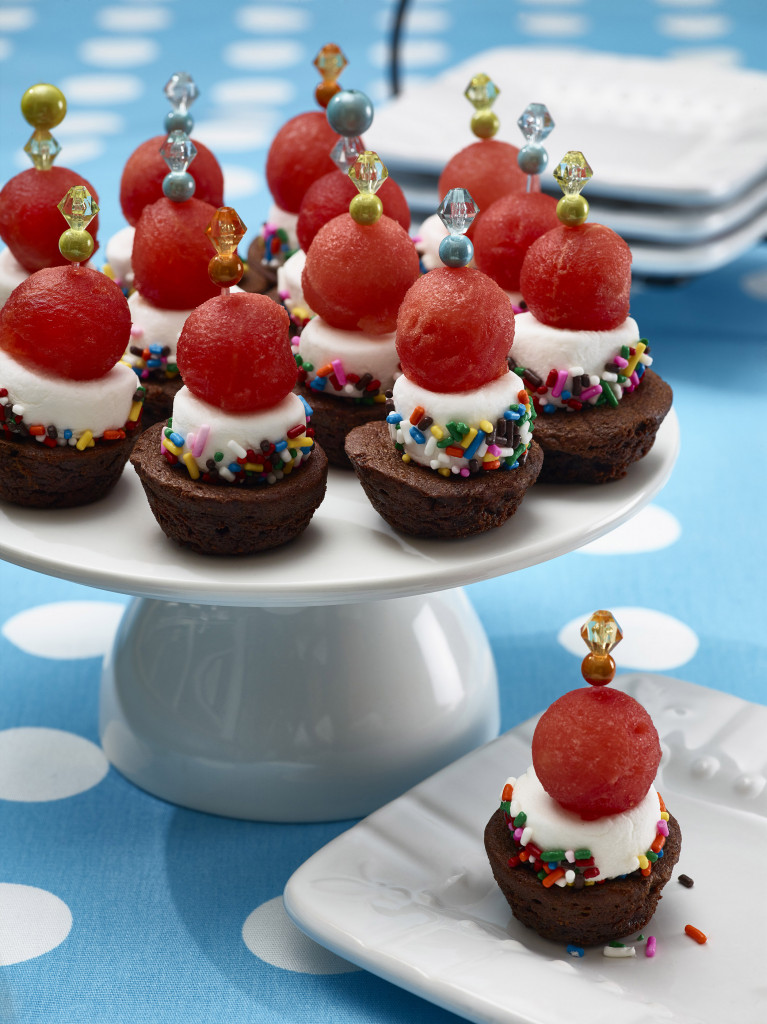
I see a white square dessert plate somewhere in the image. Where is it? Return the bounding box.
[285,674,767,1024]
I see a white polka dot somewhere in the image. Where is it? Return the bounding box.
[376,7,451,31]
[558,608,699,672]
[211,78,296,107]
[0,885,72,965]
[221,164,262,200]
[0,728,109,801]
[368,39,449,69]
[194,116,273,152]
[60,73,144,105]
[0,38,12,61]
[79,36,159,68]
[657,14,730,39]
[740,269,767,300]
[243,897,359,974]
[95,6,172,31]
[518,12,588,35]
[224,40,304,71]
[2,600,125,659]
[0,7,35,31]
[578,505,681,555]
[235,6,309,32]
[56,111,125,137]
[666,46,741,66]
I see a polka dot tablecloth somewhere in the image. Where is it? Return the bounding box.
[0,2,766,1022]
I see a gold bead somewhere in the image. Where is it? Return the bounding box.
[349,193,383,226]
[21,84,66,130]
[470,109,499,140]
[59,228,93,263]
[581,652,616,687]
[557,194,589,226]
[208,252,244,288]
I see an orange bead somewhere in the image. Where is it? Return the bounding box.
[581,652,616,686]
[208,252,244,288]
[502,783,513,802]
[315,80,341,109]
[684,925,707,944]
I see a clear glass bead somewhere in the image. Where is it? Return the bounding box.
[517,103,554,144]
[331,135,365,173]
[160,130,197,173]
[438,188,479,235]
[164,72,199,113]
[24,129,61,170]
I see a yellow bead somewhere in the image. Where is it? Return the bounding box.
[208,252,244,288]
[21,84,66,130]
[471,109,499,140]
[349,193,382,225]
[58,228,93,263]
[557,194,589,226]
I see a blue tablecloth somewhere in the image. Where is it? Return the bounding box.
[0,2,766,1021]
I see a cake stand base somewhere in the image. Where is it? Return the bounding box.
[99,588,498,821]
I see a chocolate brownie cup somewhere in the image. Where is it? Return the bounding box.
[131,421,327,555]
[300,382,388,468]
[484,806,681,946]
[346,421,542,538]
[531,368,672,484]
[0,430,136,508]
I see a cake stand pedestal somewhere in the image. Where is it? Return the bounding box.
[0,412,678,821]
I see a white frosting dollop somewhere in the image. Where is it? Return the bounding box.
[169,386,311,482]
[511,312,651,410]
[296,316,399,398]
[266,204,299,252]
[0,348,138,441]
[124,291,189,370]
[390,371,533,473]
[414,213,448,272]
[0,247,28,308]
[105,225,135,290]
[276,248,314,316]
[506,767,660,882]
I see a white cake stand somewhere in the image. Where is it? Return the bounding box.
[0,412,678,821]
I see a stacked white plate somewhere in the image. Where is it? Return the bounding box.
[369,47,767,277]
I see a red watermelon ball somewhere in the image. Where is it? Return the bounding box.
[438,140,527,234]
[132,197,221,310]
[0,167,100,273]
[473,191,559,292]
[177,292,296,412]
[302,214,420,334]
[0,265,130,380]
[119,135,224,228]
[396,267,514,392]
[297,170,411,252]
[521,223,632,330]
[531,687,662,820]
[265,111,339,215]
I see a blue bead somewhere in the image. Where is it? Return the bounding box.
[386,413,402,424]
[439,234,473,268]
[517,143,548,175]
[164,110,194,135]
[162,171,195,202]
[326,89,374,137]
[409,426,425,444]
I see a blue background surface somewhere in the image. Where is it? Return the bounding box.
[0,1,766,1021]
